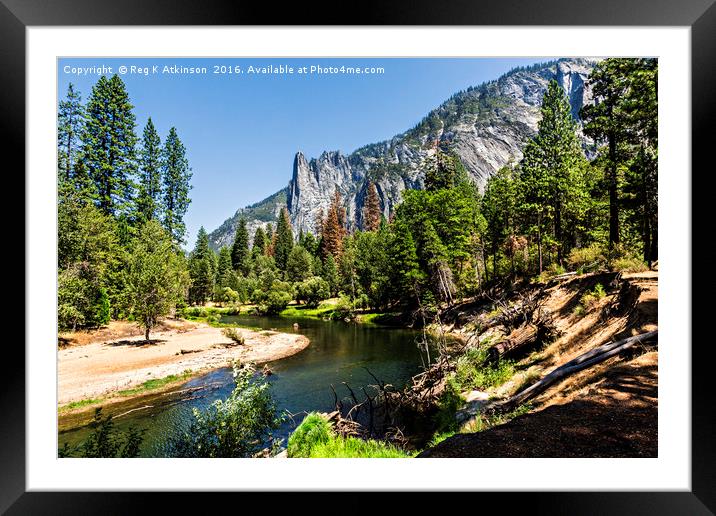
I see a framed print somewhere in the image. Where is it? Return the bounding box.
[4,0,713,512]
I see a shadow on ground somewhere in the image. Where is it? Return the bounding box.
[418,355,657,458]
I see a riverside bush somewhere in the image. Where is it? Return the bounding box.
[222,327,245,345]
[295,277,331,307]
[166,364,282,457]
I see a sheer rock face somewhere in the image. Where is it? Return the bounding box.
[209,58,597,249]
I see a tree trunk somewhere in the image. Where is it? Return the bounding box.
[500,331,657,410]
[555,199,562,265]
[488,325,539,362]
[145,327,150,342]
[537,212,543,275]
[608,131,620,248]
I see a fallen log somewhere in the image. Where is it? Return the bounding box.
[488,325,539,362]
[497,330,657,411]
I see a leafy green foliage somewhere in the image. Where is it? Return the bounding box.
[295,277,331,307]
[125,220,189,340]
[286,245,313,283]
[448,347,515,392]
[166,364,282,457]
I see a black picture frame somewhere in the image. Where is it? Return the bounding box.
[4,0,712,512]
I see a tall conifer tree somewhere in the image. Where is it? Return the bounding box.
[136,118,163,223]
[58,83,84,183]
[161,127,192,245]
[274,208,294,271]
[188,227,214,304]
[82,75,138,216]
[252,226,267,258]
[520,80,585,266]
[231,218,250,274]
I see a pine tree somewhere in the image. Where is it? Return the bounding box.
[161,127,192,245]
[252,226,268,258]
[299,231,319,256]
[136,118,163,223]
[322,254,339,296]
[585,58,658,262]
[482,167,518,275]
[389,217,424,305]
[521,79,586,267]
[58,83,84,183]
[581,60,634,249]
[286,245,313,283]
[424,147,466,191]
[231,218,250,274]
[188,227,214,305]
[217,246,234,287]
[265,224,275,256]
[363,182,382,231]
[274,208,294,271]
[82,75,138,216]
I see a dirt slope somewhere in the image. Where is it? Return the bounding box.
[420,270,658,458]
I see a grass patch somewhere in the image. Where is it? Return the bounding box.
[116,370,194,397]
[574,282,608,317]
[58,397,103,414]
[510,367,542,395]
[449,347,515,392]
[463,404,532,433]
[287,413,411,458]
[610,256,649,273]
[427,430,456,447]
[279,303,336,319]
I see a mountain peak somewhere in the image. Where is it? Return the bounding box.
[209,58,597,249]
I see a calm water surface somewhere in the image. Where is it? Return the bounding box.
[58,314,430,457]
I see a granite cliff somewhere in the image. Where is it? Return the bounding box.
[209,58,597,249]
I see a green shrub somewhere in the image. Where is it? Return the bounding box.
[295,277,331,307]
[261,289,293,315]
[580,282,607,309]
[166,364,282,457]
[610,256,649,273]
[449,347,515,392]
[222,327,245,345]
[219,287,240,305]
[566,244,606,271]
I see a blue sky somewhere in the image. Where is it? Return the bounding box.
[58,57,544,247]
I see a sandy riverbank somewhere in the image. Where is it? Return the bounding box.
[58,321,309,405]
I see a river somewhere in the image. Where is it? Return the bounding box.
[58,314,433,457]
